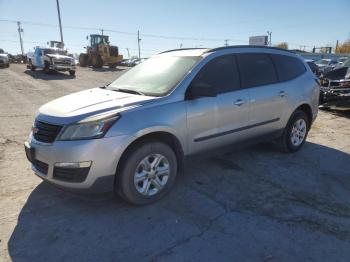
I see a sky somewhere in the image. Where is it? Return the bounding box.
[0,0,349,57]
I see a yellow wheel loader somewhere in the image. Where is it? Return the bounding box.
[79,34,123,68]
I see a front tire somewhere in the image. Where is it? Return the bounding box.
[92,55,103,68]
[79,54,88,67]
[280,110,310,153]
[116,142,178,205]
[29,60,35,71]
[69,70,76,76]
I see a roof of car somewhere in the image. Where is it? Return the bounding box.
[159,45,296,57]
[159,48,209,56]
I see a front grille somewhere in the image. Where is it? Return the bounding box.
[54,59,71,65]
[33,120,63,143]
[53,167,90,183]
[34,160,49,175]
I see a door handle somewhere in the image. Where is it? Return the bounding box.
[234,99,245,106]
[279,91,287,97]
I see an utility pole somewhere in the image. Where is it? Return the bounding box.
[137,30,141,58]
[56,0,64,48]
[101,29,104,36]
[17,21,24,56]
[335,40,339,53]
[180,43,183,49]
[126,48,130,58]
[224,39,229,46]
[267,31,272,46]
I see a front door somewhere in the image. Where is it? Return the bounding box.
[186,55,249,154]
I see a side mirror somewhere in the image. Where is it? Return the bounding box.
[187,82,216,99]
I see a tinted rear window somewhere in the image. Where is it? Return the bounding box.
[237,53,278,88]
[271,54,306,81]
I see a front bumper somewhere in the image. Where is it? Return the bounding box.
[25,134,133,193]
[50,64,75,71]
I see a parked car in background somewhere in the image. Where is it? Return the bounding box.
[319,60,350,107]
[27,47,76,75]
[24,46,319,205]
[305,59,320,77]
[134,58,147,65]
[127,58,141,67]
[315,58,338,74]
[0,48,10,68]
[119,59,129,66]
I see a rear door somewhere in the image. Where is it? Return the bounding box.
[237,53,284,136]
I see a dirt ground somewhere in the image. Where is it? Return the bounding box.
[1,64,350,262]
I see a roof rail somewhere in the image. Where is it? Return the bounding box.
[159,47,208,54]
[205,45,295,54]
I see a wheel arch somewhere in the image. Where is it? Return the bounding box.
[115,131,185,182]
[294,103,313,125]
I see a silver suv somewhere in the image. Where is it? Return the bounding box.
[24,46,319,204]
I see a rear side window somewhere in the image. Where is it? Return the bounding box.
[191,55,240,94]
[271,54,306,81]
[237,53,278,88]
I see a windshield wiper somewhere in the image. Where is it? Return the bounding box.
[113,88,145,96]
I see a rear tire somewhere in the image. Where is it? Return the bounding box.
[116,141,178,205]
[43,62,51,74]
[280,110,310,153]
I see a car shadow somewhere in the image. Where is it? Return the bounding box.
[7,141,350,261]
[24,69,75,80]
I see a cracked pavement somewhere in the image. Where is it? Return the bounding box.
[1,64,350,261]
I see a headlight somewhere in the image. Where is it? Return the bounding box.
[57,114,119,141]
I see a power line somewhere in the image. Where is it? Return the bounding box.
[0,18,337,52]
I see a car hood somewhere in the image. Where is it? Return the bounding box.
[38,88,156,124]
[45,53,73,60]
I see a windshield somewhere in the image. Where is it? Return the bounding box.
[108,56,200,96]
[342,59,350,68]
[43,49,67,56]
[315,59,330,65]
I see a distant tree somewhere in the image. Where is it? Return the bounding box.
[274,42,288,49]
[335,39,350,54]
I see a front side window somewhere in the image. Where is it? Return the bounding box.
[272,54,306,81]
[190,55,240,94]
[237,53,277,88]
[109,56,200,96]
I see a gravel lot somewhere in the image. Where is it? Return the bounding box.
[1,64,350,261]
